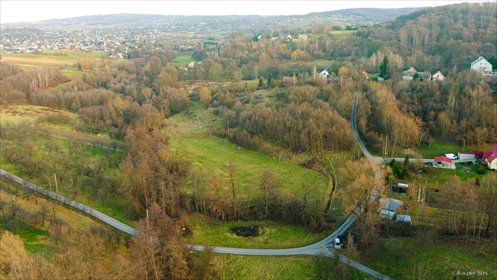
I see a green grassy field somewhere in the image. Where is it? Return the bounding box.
[365,235,497,279]
[0,106,132,225]
[0,180,110,253]
[213,254,372,280]
[0,217,49,254]
[402,162,483,188]
[184,213,327,249]
[311,59,334,68]
[168,110,326,200]
[417,138,490,158]
[174,55,194,65]
[62,67,85,79]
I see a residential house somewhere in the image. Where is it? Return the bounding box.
[318,69,329,80]
[417,72,432,81]
[402,66,417,80]
[432,71,445,81]
[471,56,493,74]
[483,144,497,170]
[188,61,198,68]
[433,156,456,169]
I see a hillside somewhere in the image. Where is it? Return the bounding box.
[4,8,421,34]
[339,2,497,70]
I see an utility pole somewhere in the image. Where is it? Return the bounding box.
[146,208,149,229]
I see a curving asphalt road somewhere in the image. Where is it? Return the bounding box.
[0,92,392,279]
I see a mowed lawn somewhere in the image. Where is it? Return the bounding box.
[184,213,328,249]
[168,129,327,200]
[364,236,497,279]
[173,55,194,65]
[417,138,490,159]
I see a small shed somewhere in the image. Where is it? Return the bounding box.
[458,151,478,161]
[392,183,409,193]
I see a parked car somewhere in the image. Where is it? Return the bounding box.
[445,153,458,160]
[334,234,347,249]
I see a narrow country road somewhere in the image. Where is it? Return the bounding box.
[0,93,392,279]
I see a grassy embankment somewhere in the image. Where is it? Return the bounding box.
[0,180,107,254]
[0,104,132,225]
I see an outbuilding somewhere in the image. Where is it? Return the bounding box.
[396,214,413,225]
[392,183,409,193]
[434,156,456,169]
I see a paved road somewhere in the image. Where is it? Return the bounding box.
[0,169,138,236]
[0,93,392,279]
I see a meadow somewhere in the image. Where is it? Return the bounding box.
[364,235,497,279]
[184,213,328,249]
[213,254,372,280]
[173,55,194,65]
[167,109,328,201]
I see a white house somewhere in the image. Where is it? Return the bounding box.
[432,71,445,81]
[318,69,329,80]
[402,66,417,80]
[471,56,493,74]
[483,145,497,170]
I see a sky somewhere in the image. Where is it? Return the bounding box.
[0,0,491,24]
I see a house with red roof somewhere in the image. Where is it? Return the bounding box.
[483,144,497,170]
[433,156,456,169]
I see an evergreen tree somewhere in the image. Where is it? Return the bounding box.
[267,71,273,88]
[379,56,389,79]
[257,77,265,89]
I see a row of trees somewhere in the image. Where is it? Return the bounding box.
[0,201,217,280]
[393,72,497,145]
[0,67,67,103]
[428,174,497,238]
[359,84,423,155]
[184,168,329,232]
